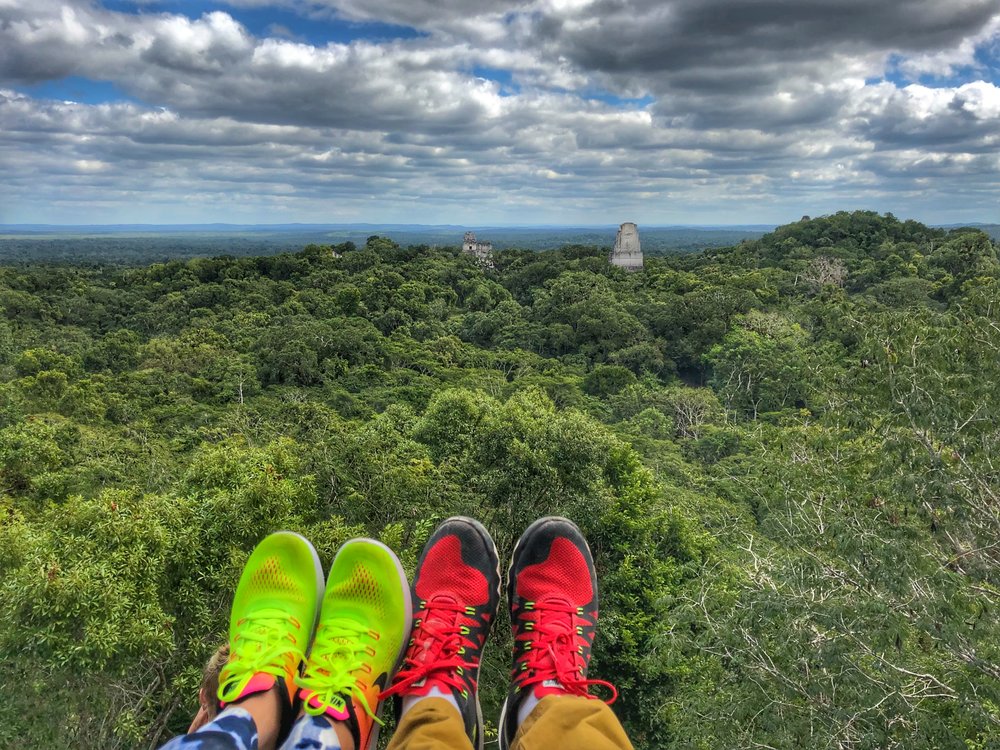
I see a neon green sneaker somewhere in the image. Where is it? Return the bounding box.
[297,538,412,750]
[217,531,324,740]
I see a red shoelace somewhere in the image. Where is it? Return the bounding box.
[513,599,618,704]
[385,596,479,698]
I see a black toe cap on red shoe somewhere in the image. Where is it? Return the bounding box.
[507,516,598,613]
[415,517,501,612]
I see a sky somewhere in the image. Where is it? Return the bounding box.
[1,0,999,226]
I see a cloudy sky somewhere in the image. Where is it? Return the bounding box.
[1,0,999,226]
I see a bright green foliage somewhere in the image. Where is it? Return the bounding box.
[0,212,997,748]
[706,311,809,417]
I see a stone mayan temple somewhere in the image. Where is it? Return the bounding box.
[462,231,494,264]
[609,222,643,271]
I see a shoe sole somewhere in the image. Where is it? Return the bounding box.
[498,516,585,750]
[442,516,501,750]
[335,537,415,750]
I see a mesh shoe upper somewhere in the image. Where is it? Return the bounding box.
[385,517,500,750]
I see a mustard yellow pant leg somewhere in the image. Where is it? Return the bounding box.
[511,695,634,750]
[385,697,474,750]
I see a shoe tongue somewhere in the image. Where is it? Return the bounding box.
[535,597,576,641]
[540,595,572,608]
[423,594,461,625]
[306,693,350,721]
[536,595,575,623]
[428,593,459,606]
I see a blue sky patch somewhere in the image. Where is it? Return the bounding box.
[879,45,1000,88]
[472,67,520,97]
[102,0,424,46]
[17,76,145,106]
[972,44,1000,85]
[584,91,655,107]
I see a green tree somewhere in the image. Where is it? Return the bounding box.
[707,311,810,418]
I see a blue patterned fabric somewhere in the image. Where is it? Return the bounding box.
[159,708,342,750]
[159,708,258,750]
[281,715,342,749]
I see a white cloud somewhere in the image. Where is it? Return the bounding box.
[0,0,998,223]
[896,14,1000,78]
[142,11,253,72]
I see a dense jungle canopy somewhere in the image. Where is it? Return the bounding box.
[1,210,998,749]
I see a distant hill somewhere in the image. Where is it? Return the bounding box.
[0,224,772,263]
[937,223,1000,240]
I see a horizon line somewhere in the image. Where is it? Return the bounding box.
[1,221,778,228]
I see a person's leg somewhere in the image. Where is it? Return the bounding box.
[383,517,502,750]
[277,714,347,750]
[160,531,324,750]
[509,695,633,750]
[290,538,412,750]
[160,707,258,750]
[499,517,633,750]
[383,697,473,750]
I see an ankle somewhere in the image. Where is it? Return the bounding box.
[229,687,281,750]
[516,692,543,727]
[332,720,356,750]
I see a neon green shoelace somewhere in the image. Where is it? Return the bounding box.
[218,608,305,704]
[299,618,382,721]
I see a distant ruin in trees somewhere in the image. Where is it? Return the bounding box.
[610,222,643,271]
[462,232,494,265]
[461,223,644,271]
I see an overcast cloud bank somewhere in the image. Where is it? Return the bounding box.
[1,0,998,224]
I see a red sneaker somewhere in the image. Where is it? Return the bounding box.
[499,517,617,749]
[384,517,500,750]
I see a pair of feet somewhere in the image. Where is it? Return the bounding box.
[218,516,615,750]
